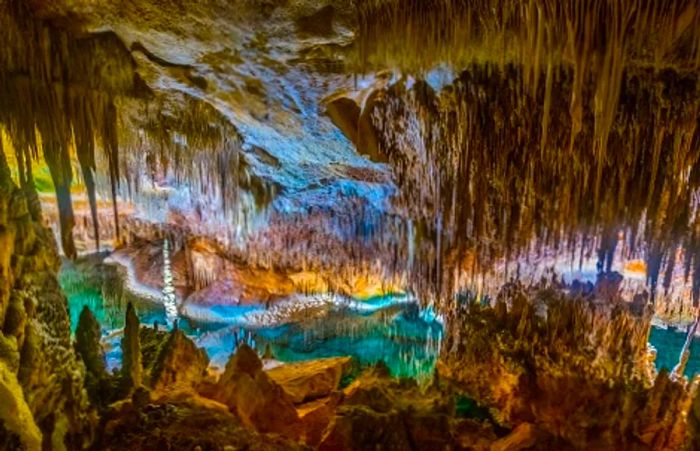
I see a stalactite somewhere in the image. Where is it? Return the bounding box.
[355,0,700,148]
[72,95,101,252]
[101,100,121,244]
[367,64,700,306]
[43,138,77,259]
[0,0,270,258]
[672,312,698,379]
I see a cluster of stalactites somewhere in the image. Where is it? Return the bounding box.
[0,1,262,260]
[0,0,140,258]
[241,199,410,288]
[367,63,700,306]
[115,94,273,234]
[355,0,700,140]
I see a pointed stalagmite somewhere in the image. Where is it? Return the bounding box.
[120,302,143,393]
[75,306,110,406]
[149,328,209,391]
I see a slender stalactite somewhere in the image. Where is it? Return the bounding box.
[102,100,121,244]
[43,139,77,260]
[73,96,101,252]
[365,65,700,305]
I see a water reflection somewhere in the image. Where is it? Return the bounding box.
[60,258,443,379]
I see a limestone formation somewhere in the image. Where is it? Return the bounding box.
[3,0,700,449]
[266,357,353,404]
[149,329,209,392]
[0,361,42,451]
[75,306,111,407]
[439,282,692,449]
[0,147,93,449]
[120,303,142,394]
[318,366,494,450]
[213,344,301,437]
[96,391,304,451]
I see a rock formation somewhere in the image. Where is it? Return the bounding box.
[266,356,353,404]
[119,303,142,394]
[75,306,111,408]
[2,0,700,449]
[0,144,93,449]
[149,328,209,392]
[212,344,301,437]
[96,391,304,451]
[439,281,693,449]
[318,364,499,450]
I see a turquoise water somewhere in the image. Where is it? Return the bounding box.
[648,326,700,377]
[59,258,443,378]
[61,257,698,379]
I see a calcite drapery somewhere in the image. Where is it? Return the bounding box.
[364,66,700,308]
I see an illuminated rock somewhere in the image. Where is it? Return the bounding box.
[213,344,300,437]
[438,283,693,449]
[0,147,94,448]
[266,356,353,403]
[149,329,209,392]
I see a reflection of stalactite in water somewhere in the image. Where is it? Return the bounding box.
[162,239,178,327]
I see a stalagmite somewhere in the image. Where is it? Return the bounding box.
[75,306,109,405]
[120,302,143,393]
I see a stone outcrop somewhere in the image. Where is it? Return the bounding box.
[75,306,112,408]
[266,356,353,403]
[318,365,498,450]
[491,423,537,451]
[96,391,303,451]
[149,328,209,392]
[0,148,94,449]
[0,360,42,451]
[296,394,342,447]
[439,282,693,449]
[212,344,300,437]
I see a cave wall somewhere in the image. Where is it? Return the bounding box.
[0,145,93,449]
